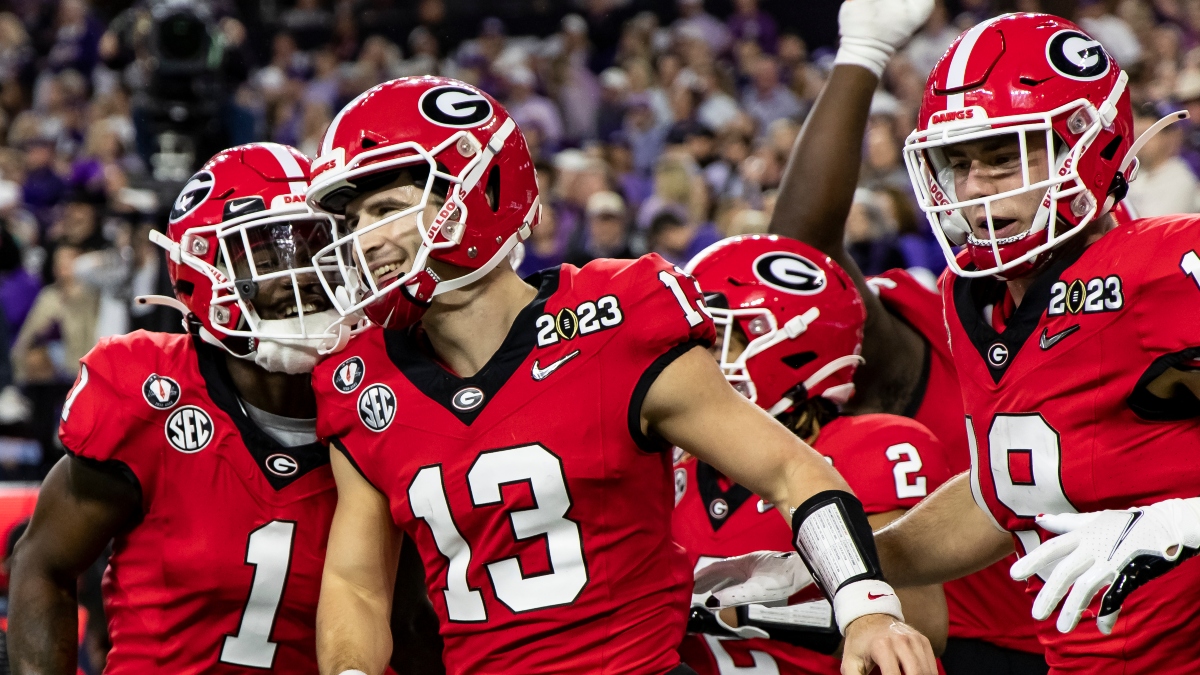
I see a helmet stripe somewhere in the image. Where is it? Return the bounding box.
[261,142,307,195]
[945,14,1008,110]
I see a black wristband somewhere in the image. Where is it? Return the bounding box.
[735,604,841,654]
[790,490,886,599]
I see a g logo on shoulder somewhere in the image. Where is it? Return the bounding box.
[1046,30,1110,81]
[419,86,494,128]
[753,252,826,295]
[169,171,214,223]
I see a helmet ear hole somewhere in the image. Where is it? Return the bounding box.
[485,165,500,213]
[782,351,817,370]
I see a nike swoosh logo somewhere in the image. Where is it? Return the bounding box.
[531,350,580,381]
[867,592,894,600]
[1040,324,1081,350]
[1108,510,1143,561]
[228,200,256,213]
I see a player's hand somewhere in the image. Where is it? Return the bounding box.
[1009,499,1200,635]
[693,550,815,608]
[836,0,936,77]
[841,614,936,675]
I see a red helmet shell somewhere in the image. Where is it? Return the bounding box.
[166,143,313,353]
[308,77,540,328]
[907,13,1134,278]
[686,235,865,413]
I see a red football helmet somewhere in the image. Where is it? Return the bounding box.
[150,143,349,360]
[684,235,865,416]
[903,13,1135,279]
[307,76,540,329]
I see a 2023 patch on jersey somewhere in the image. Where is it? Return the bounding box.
[673,413,953,675]
[945,215,1200,673]
[871,268,1041,655]
[314,255,716,675]
[58,331,336,673]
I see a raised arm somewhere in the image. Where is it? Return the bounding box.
[642,346,936,675]
[318,449,404,675]
[769,0,933,415]
[8,456,141,675]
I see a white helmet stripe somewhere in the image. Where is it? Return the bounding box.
[261,142,308,195]
[945,14,1009,110]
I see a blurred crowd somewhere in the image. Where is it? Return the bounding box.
[0,0,1197,479]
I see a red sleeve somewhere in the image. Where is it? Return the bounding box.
[820,415,954,514]
[58,338,161,502]
[592,254,717,452]
[1128,217,1200,356]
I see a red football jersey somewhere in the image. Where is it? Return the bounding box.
[674,413,954,675]
[59,331,336,674]
[945,215,1200,673]
[871,268,1041,654]
[314,255,716,675]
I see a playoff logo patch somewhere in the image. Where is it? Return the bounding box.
[143,374,181,410]
[333,356,365,394]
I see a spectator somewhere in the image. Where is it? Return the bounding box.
[19,138,63,231]
[44,0,101,75]
[672,0,732,57]
[740,54,803,133]
[10,244,96,386]
[505,66,564,156]
[304,47,341,110]
[623,93,668,176]
[566,190,635,266]
[597,67,630,143]
[845,188,906,276]
[645,208,718,265]
[1127,102,1200,216]
[46,192,104,252]
[0,225,38,335]
[1078,0,1143,68]
[903,1,961,77]
[519,195,564,276]
[727,0,778,54]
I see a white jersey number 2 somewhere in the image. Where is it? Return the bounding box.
[409,444,588,621]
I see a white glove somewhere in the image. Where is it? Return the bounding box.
[1010,498,1200,635]
[835,0,936,77]
[693,550,815,608]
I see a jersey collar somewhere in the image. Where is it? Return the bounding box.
[193,337,330,490]
[384,267,561,426]
[696,461,754,531]
[953,244,1086,383]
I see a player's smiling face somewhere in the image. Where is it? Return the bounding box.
[943,133,1050,242]
[344,169,447,288]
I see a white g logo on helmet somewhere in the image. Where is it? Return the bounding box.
[418,86,494,128]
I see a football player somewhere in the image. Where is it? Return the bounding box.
[305,77,936,675]
[7,144,440,674]
[700,12,1200,674]
[761,0,1045,671]
[676,235,952,674]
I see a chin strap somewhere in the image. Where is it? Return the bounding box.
[1100,109,1190,216]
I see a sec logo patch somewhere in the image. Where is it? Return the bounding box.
[165,406,214,453]
[358,383,396,432]
[333,356,365,393]
[143,374,181,410]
